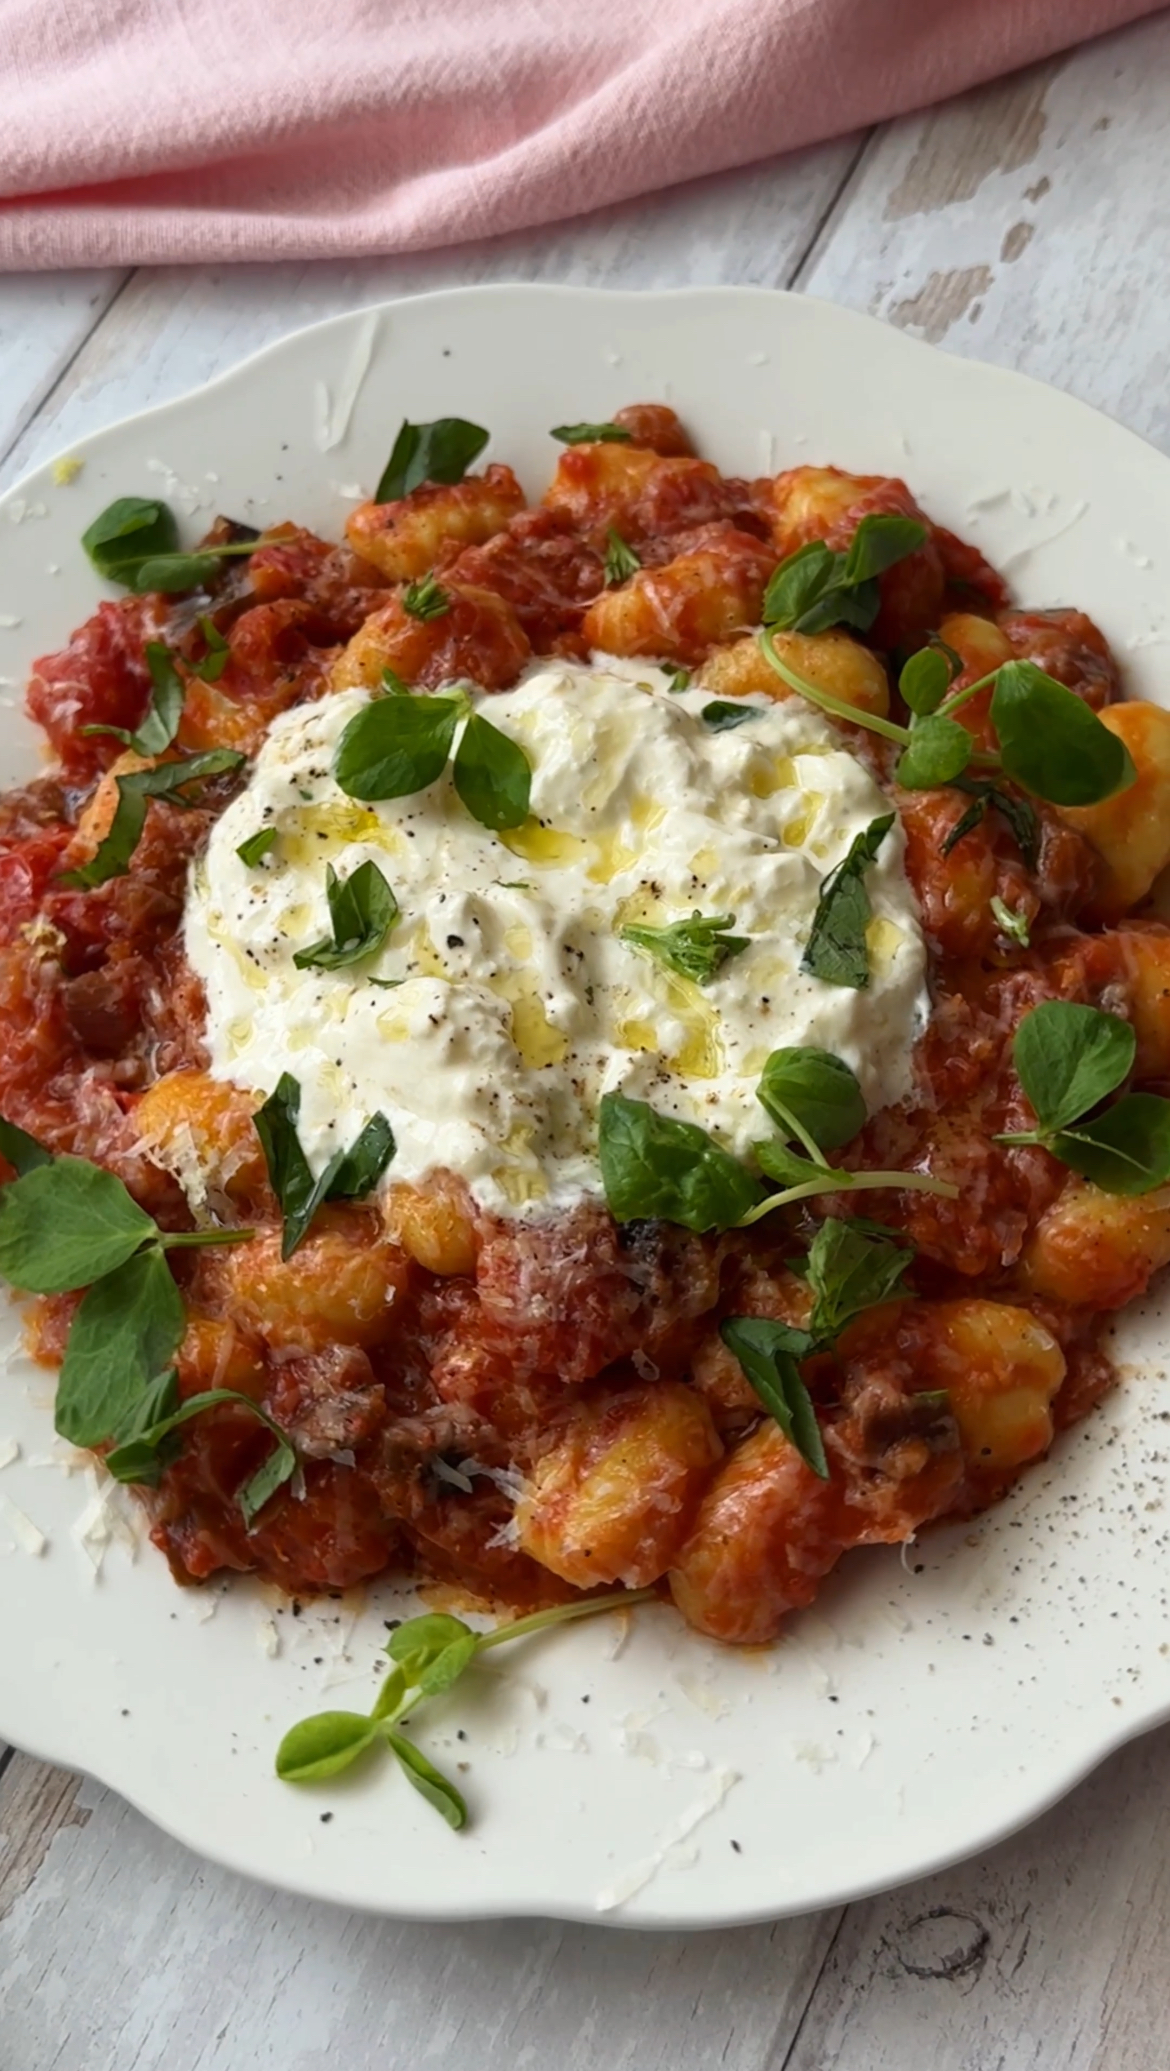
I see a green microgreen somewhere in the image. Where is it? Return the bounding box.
[401,572,451,621]
[58,749,245,889]
[292,860,399,972]
[550,422,632,445]
[604,529,641,585]
[762,514,927,637]
[802,814,894,990]
[619,910,749,986]
[82,498,262,594]
[252,1073,395,1259]
[995,1000,1170,1194]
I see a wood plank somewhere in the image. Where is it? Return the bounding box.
[783,1724,1170,2071]
[799,10,1170,453]
[0,1750,838,2071]
[0,135,863,492]
[0,272,128,474]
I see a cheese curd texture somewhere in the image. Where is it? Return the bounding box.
[184,661,929,1216]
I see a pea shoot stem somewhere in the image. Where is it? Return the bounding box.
[475,1585,657,1654]
[738,1168,959,1228]
[162,1226,255,1249]
[758,630,910,744]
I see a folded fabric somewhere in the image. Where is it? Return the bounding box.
[0,0,1156,269]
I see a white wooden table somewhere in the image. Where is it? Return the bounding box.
[4,15,1170,2065]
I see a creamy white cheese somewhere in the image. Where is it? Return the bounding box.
[184,661,928,1217]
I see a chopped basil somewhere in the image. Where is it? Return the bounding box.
[604,529,641,585]
[701,700,758,731]
[451,712,532,831]
[253,1074,395,1259]
[83,640,185,756]
[335,691,464,801]
[193,616,231,682]
[237,827,277,867]
[401,572,451,621]
[990,894,1030,947]
[293,860,399,971]
[802,813,894,990]
[763,514,927,637]
[59,749,245,889]
[550,422,632,445]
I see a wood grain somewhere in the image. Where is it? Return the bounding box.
[4,15,1170,2065]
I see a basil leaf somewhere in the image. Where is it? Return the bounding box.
[899,645,956,717]
[334,692,462,802]
[104,1385,296,1526]
[842,513,927,584]
[375,419,489,504]
[762,541,838,630]
[255,1075,393,1259]
[598,1092,759,1234]
[701,701,758,731]
[82,497,178,582]
[664,667,692,694]
[757,1048,866,1154]
[134,644,186,753]
[804,1217,914,1342]
[293,860,399,971]
[381,667,412,695]
[0,1115,52,1176]
[1012,1000,1135,1135]
[55,1247,185,1447]
[802,813,894,990]
[387,1612,475,1667]
[383,1727,468,1829]
[620,910,749,986]
[991,662,1136,807]
[401,572,451,622]
[1053,1094,1170,1196]
[551,422,632,445]
[59,749,245,889]
[323,1112,396,1201]
[941,781,1040,873]
[253,1074,316,1254]
[0,1157,157,1293]
[239,1433,298,1526]
[990,894,1030,947]
[718,1317,827,1479]
[130,551,225,595]
[604,530,640,585]
[276,1711,382,1782]
[895,713,973,789]
[451,712,532,831]
[194,616,231,682]
[237,827,277,867]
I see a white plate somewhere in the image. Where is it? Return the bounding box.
[2,286,1170,1928]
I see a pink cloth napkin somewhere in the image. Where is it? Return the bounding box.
[0,0,1157,270]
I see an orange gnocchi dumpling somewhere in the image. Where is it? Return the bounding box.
[543,441,755,551]
[515,1381,722,1589]
[581,525,775,664]
[346,464,527,582]
[330,580,531,693]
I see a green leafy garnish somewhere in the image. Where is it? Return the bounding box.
[721,1219,914,1476]
[760,632,1135,815]
[719,1318,828,1477]
[995,1000,1170,1194]
[401,572,451,622]
[374,419,489,504]
[276,1588,653,1826]
[237,827,277,867]
[82,498,261,594]
[194,616,231,682]
[802,814,894,990]
[335,691,463,801]
[701,700,758,731]
[293,860,399,972]
[619,910,749,986]
[0,1132,254,1469]
[898,643,960,716]
[941,782,1041,872]
[990,894,1030,947]
[604,529,641,585]
[550,422,632,445]
[103,1371,296,1523]
[762,514,927,637]
[335,688,532,833]
[665,667,692,694]
[451,712,532,831]
[253,1073,395,1259]
[597,1092,759,1233]
[756,1047,866,1162]
[83,641,185,755]
[381,666,412,695]
[58,749,245,889]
